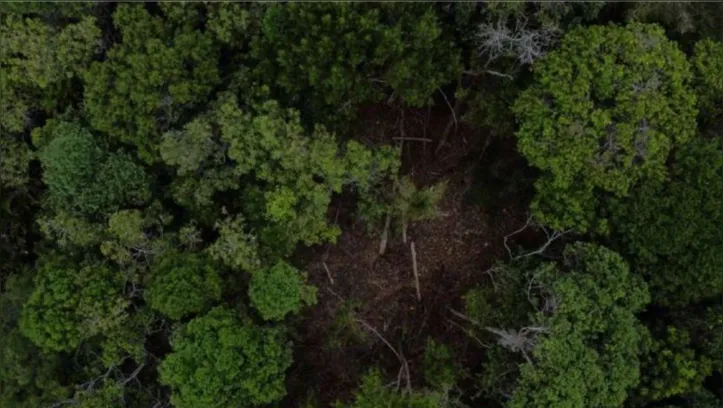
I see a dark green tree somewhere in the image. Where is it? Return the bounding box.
[609,137,723,304]
[39,122,150,216]
[253,3,459,125]
[83,4,219,161]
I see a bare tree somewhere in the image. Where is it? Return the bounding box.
[485,326,549,364]
[477,19,558,67]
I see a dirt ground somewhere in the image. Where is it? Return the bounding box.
[284,103,532,406]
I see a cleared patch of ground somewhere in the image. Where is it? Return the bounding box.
[285,103,534,407]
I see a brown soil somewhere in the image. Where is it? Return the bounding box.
[284,103,530,407]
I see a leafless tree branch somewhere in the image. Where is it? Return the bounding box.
[357,319,412,394]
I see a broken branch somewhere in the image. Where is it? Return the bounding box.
[410,241,421,302]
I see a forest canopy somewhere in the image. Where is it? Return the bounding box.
[1,2,721,408]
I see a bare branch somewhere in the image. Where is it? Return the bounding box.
[392,137,433,143]
[121,364,145,386]
[485,326,548,364]
[438,87,458,131]
[322,262,335,286]
[515,227,571,260]
[410,241,421,302]
[446,318,490,349]
[379,212,392,255]
[503,213,571,260]
[484,69,514,80]
[477,19,558,66]
[503,213,534,259]
[357,319,412,394]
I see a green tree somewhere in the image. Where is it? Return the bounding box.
[254,3,459,125]
[1,273,72,408]
[39,122,150,216]
[0,136,33,191]
[159,107,239,216]
[423,339,461,392]
[692,39,723,129]
[359,176,446,246]
[609,138,723,304]
[626,2,723,41]
[19,259,128,352]
[636,326,713,403]
[205,2,265,48]
[73,383,125,408]
[495,244,650,408]
[37,211,104,249]
[0,13,100,134]
[513,23,697,231]
[337,369,444,408]
[165,95,398,255]
[100,208,171,267]
[83,4,219,161]
[484,2,603,29]
[207,213,262,272]
[145,251,222,320]
[159,307,293,408]
[248,261,316,321]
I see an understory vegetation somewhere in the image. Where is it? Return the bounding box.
[1,2,721,408]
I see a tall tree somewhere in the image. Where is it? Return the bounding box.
[513,23,697,231]
[253,3,459,125]
[19,258,128,352]
[507,243,650,407]
[159,307,293,408]
[609,137,723,305]
[83,4,219,161]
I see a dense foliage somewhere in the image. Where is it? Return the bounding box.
[514,23,697,231]
[1,3,721,408]
[609,138,723,304]
[159,307,292,408]
[508,244,650,407]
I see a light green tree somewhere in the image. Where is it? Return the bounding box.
[337,369,445,408]
[164,95,398,255]
[20,259,128,352]
[159,307,293,408]
[692,39,723,128]
[0,13,100,134]
[506,243,650,408]
[513,23,697,231]
[248,261,316,321]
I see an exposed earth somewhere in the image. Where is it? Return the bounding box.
[286,103,536,406]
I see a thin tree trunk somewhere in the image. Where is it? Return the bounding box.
[411,241,421,302]
[379,212,392,255]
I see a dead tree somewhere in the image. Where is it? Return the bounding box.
[476,19,558,67]
[485,326,549,364]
